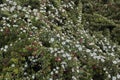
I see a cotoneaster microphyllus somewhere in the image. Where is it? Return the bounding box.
[0,0,120,80]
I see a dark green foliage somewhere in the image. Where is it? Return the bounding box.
[82,0,120,44]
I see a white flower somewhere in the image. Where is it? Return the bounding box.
[61,37,64,40]
[13,25,18,27]
[93,52,96,56]
[112,48,114,52]
[54,48,57,51]
[23,30,26,33]
[6,0,9,2]
[62,54,66,57]
[25,14,29,18]
[99,50,102,52]
[8,0,13,4]
[61,61,67,68]
[50,71,54,75]
[86,49,91,53]
[1,8,4,11]
[66,53,70,57]
[72,76,77,80]
[55,70,58,74]
[22,7,26,11]
[108,74,111,78]
[0,29,3,32]
[58,51,61,53]
[40,10,46,13]
[56,67,59,70]
[13,20,17,24]
[68,56,72,60]
[29,9,32,12]
[89,43,94,45]
[112,76,116,80]
[60,50,64,53]
[54,53,57,57]
[32,60,36,63]
[103,68,106,70]
[35,17,39,20]
[66,39,70,42]
[53,68,56,71]
[108,46,111,49]
[26,77,30,79]
[24,72,27,75]
[117,74,120,78]
[77,70,79,73]
[33,9,38,13]
[96,56,101,60]
[7,24,10,27]
[78,47,82,51]
[75,45,79,48]
[27,19,31,22]
[24,64,28,68]
[1,48,4,51]
[2,17,6,20]
[61,64,65,69]
[10,6,15,12]
[49,78,53,80]
[62,42,66,45]
[11,64,15,67]
[31,26,37,30]
[32,75,35,79]
[72,68,75,72]
[56,34,60,37]
[94,49,98,52]
[0,4,4,7]
[50,38,54,42]
[5,45,8,49]
[113,61,117,64]
[17,5,22,10]
[110,53,115,56]
[61,9,65,12]
[101,58,105,62]
[13,2,17,6]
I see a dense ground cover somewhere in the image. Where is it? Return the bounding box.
[0,0,120,80]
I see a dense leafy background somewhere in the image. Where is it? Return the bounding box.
[0,0,120,80]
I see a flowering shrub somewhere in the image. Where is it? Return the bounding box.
[0,0,120,80]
